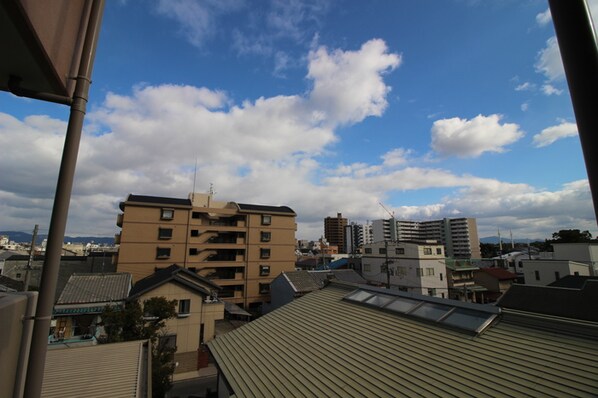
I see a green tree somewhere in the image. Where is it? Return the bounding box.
[551,229,593,243]
[100,297,177,397]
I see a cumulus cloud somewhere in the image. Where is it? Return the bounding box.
[536,8,551,26]
[430,114,524,158]
[307,39,401,125]
[514,82,534,91]
[532,121,578,147]
[541,84,563,96]
[535,36,565,82]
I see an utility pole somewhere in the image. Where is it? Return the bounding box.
[385,240,391,289]
[23,224,38,292]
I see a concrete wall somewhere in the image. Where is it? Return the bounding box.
[521,260,590,286]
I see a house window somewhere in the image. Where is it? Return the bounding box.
[158,228,173,240]
[428,288,436,297]
[396,248,405,255]
[379,248,387,255]
[535,270,540,281]
[574,271,580,276]
[16,273,21,279]
[260,248,271,259]
[364,248,372,254]
[396,267,407,277]
[554,271,560,280]
[426,268,435,276]
[364,264,371,272]
[518,261,523,268]
[440,273,443,281]
[156,247,171,259]
[261,215,271,225]
[190,229,199,237]
[189,248,198,256]
[192,212,200,219]
[436,248,442,255]
[260,265,270,276]
[260,231,271,242]
[423,247,433,255]
[416,268,424,277]
[178,299,190,316]
[259,283,270,294]
[161,208,174,220]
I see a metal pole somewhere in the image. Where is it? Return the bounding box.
[24,1,104,396]
[548,0,598,225]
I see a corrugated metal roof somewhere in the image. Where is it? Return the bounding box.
[42,340,149,398]
[209,284,598,398]
[284,271,322,293]
[56,273,131,304]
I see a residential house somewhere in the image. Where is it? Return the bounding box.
[521,259,590,286]
[444,259,486,302]
[128,264,224,374]
[208,282,598,397]
[116,193,296,312]
[473,267,517,302]
[42,340,151,398]
[52,273,131,341]
[361,241,448,298]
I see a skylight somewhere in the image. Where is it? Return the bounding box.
[344,288,499,334]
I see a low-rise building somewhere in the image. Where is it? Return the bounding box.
[361,241,448,298]
[521,259,590,286]
[473,267,517,302]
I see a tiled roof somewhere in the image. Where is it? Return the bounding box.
[42,340,149,397]
[478,267,518,280]
[126,194,192,207]
[236,203,296,215]
[56,273,131,305]
[497,281,598,322]
[549,275,598,289]
[283,271,322,293]
[308,269,366,285]
[209,283,598,397]
[129,264,220,298]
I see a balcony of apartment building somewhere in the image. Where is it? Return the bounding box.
[201,267,245,286]
[187,248,245,267]
[218,285,244,302]
[189,213,247,230]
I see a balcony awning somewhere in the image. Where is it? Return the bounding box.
[224,301,252,317]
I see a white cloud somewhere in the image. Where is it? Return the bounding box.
[515,82,534,91]
[521,102,529,112]
[155,0,244,48]
[535,36,565,82]
[541,84,563,96]
[381,148,413,167]
[532,121,578,147]
[430,114,524,158]
[536,8,551,26]
[307,39,401,125]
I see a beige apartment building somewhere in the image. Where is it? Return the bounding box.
[115,193,297,311]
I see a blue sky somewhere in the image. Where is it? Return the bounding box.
[1,0,597,241]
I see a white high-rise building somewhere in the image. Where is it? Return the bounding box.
[372,217,481,259]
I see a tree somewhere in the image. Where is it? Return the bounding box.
[551,229,593,243]
[100,297,177,397]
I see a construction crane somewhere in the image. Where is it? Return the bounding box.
[378,202,395,219]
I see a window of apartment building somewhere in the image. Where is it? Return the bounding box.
[161,208,174,220]
[260,231,271,242]
[426,268,435,276]
[189,248,198,256]
[423,247,433,255]
[428,288,436,297]
[178,299,191,317]
[261,215,272,225]
[190,229,199,237]
[554,271,560,280]
[379,247,387,255]
[260,265,270,276]
[260,248,271,259]
[192,212,200,219]
[364,264,371,272]
[535,270,540,280]
[440,273,443,281]
[436,248,442,255]
[259,283,270,294]
[395,248,405,255]
[574,271,580,276]
[398,286,408,292]
[364,248,372,254]
[416,268,424,277]
[158,227,173,240]
[156,247,171,259]
[397,267,407,277]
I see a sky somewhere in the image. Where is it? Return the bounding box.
[1,0,598,241]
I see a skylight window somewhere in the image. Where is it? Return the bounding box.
[344,288,499,334]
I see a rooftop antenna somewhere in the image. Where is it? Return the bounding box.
[510,229,514,249]
[208,183,216,207]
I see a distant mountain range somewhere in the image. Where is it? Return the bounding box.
[0,231,114,246]
[480,236,545,244]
